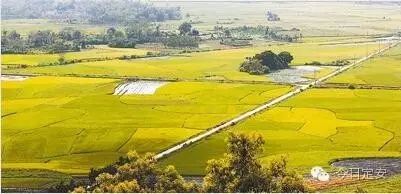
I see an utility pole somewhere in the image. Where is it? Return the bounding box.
[366,30,369,57]
[314,69,316,85]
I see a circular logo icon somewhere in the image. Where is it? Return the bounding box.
[311,166,324,178]
[317,171,330,182]
[311,166,330,182]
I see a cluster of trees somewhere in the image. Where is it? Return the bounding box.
[2,22,200,53]
[91,23,199,49]
[240,51,294,75]
[1,0,181,24]
[220,39,252,47]
[178,22,199,36]
[1,29,84,54]
[214,25,302,42]
[304,59,350,66]
[72,133,307,193]
[327,59,351,66]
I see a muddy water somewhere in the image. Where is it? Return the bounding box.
[267,65,326,84]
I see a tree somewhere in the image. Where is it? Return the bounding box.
[75,133,307,193]
[254,50,288,70]
[178,22,192,35]
[239,58,269,75]
[72,30,82,40]
[155,166,198,192]
[203,133,307,193]
[278,51,294,64]
[58,54,66,64]
[191,29,200,36]
[28,30,55,47]
[224,29,231,38]
[2,0,182,24]
[1,30,28,53]
[77,151,197,193]
[240,50,292,75]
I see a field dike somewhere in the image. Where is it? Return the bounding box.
[113,81,167,95]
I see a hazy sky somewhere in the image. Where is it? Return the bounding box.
[151,0,401,2]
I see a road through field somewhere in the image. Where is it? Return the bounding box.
[155,40,400,160]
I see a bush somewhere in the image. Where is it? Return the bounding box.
[348,84,356,89]
[108,38,136,48]
[327,59,351,66]
[164,35,198,48]
[304,61,324,66]
[220,39,252,47]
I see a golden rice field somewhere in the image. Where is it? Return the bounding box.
[160,88,401,175]
[2,0,401,191]
[328,44,401,86]
[1,45,149,66]
[1,76,291,174]
[2,42,382,82]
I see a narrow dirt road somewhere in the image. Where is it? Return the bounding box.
[155,41,400,160]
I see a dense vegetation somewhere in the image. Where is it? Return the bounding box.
[164,35,199,48]
[72,133,307,193]
[2,22,199,53]
[240,50,293,75]
[1,29,84,53]
[1,0,181,24]
[214,25,302,42]
[304,59,350,66]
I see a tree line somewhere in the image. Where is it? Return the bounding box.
[2,22,201,54]
[213,25,302,43]
[51,133,307,193]
[240,50,294,75]
[1,0,181,24]
[1,29,84,54]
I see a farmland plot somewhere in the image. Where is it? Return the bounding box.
[157,1,401,36]
[1,45,149,66]
[328,44,401,86]
[1,76,291,173]
[113,81,166,95]
[3,42,382,81]
[161,88,401,175]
